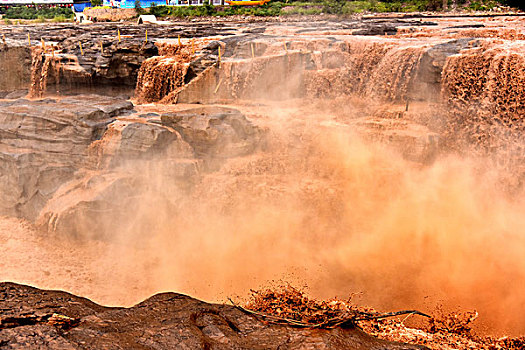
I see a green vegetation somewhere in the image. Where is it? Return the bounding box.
[52,15,69,22]
[501,0,524,10]
[1,0,520,22]
[309,0,502,14]
[148,0,283,17]
[135,0,145,15]
[4,6,74,20]
[145,0,515,18]
[149,1,281,17]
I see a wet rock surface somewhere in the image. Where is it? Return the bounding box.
[0,19,436,94]
[1,22,241,90]
[411,38,481,100]
[0,282,428,350]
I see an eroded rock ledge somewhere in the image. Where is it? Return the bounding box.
[0,282,428,350]
[0,95,265,237]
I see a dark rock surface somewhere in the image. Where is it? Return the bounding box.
[3,90,28,99]
[0,282,429,350]
[411,38,480,101]
[0,22,241,90]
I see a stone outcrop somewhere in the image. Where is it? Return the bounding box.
[0,98,265,235]
[411,38,481,101]
[161,106,262,159]
[0,282,428,350]
[0,22,241,95]
[0,95,132,220]
[0,96,265,230]
[36,106,263,237]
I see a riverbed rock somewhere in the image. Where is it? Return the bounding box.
[351,116,440,163]
[3,90,28,99]
[0,282,429,350]
[115,122,191,160]
[161,106,262,159]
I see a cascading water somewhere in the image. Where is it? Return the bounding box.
[135,43,193,103]
[29,48,59,98]
[2,18,525,348]
[441,41,525,186]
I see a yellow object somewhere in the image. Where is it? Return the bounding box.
[118,29,121,43]
[225,0,270,5]
[145,29,148,43]
[218,46,221,63]
[27,33,31,46]
[41,38,46,50]
[251,43,254,58]
[79,42,83,55]
[191,38,195,55]
[283,42,288,54]
[214,79,222,94]
[100,41,104,54]
[178,34,181,47]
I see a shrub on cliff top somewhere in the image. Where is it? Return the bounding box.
[4,6,73,20]
[501,0,525,10]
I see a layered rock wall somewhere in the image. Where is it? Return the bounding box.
[0,93,262,236]
[0,45,31,93]
[0,96,132,220]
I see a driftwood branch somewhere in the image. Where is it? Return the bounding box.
[228,298,319,327]
[228,298,430,329]
[355,310,431,321]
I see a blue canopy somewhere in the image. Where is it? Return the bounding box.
[103,0,167,8]
[73,1,90,11]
